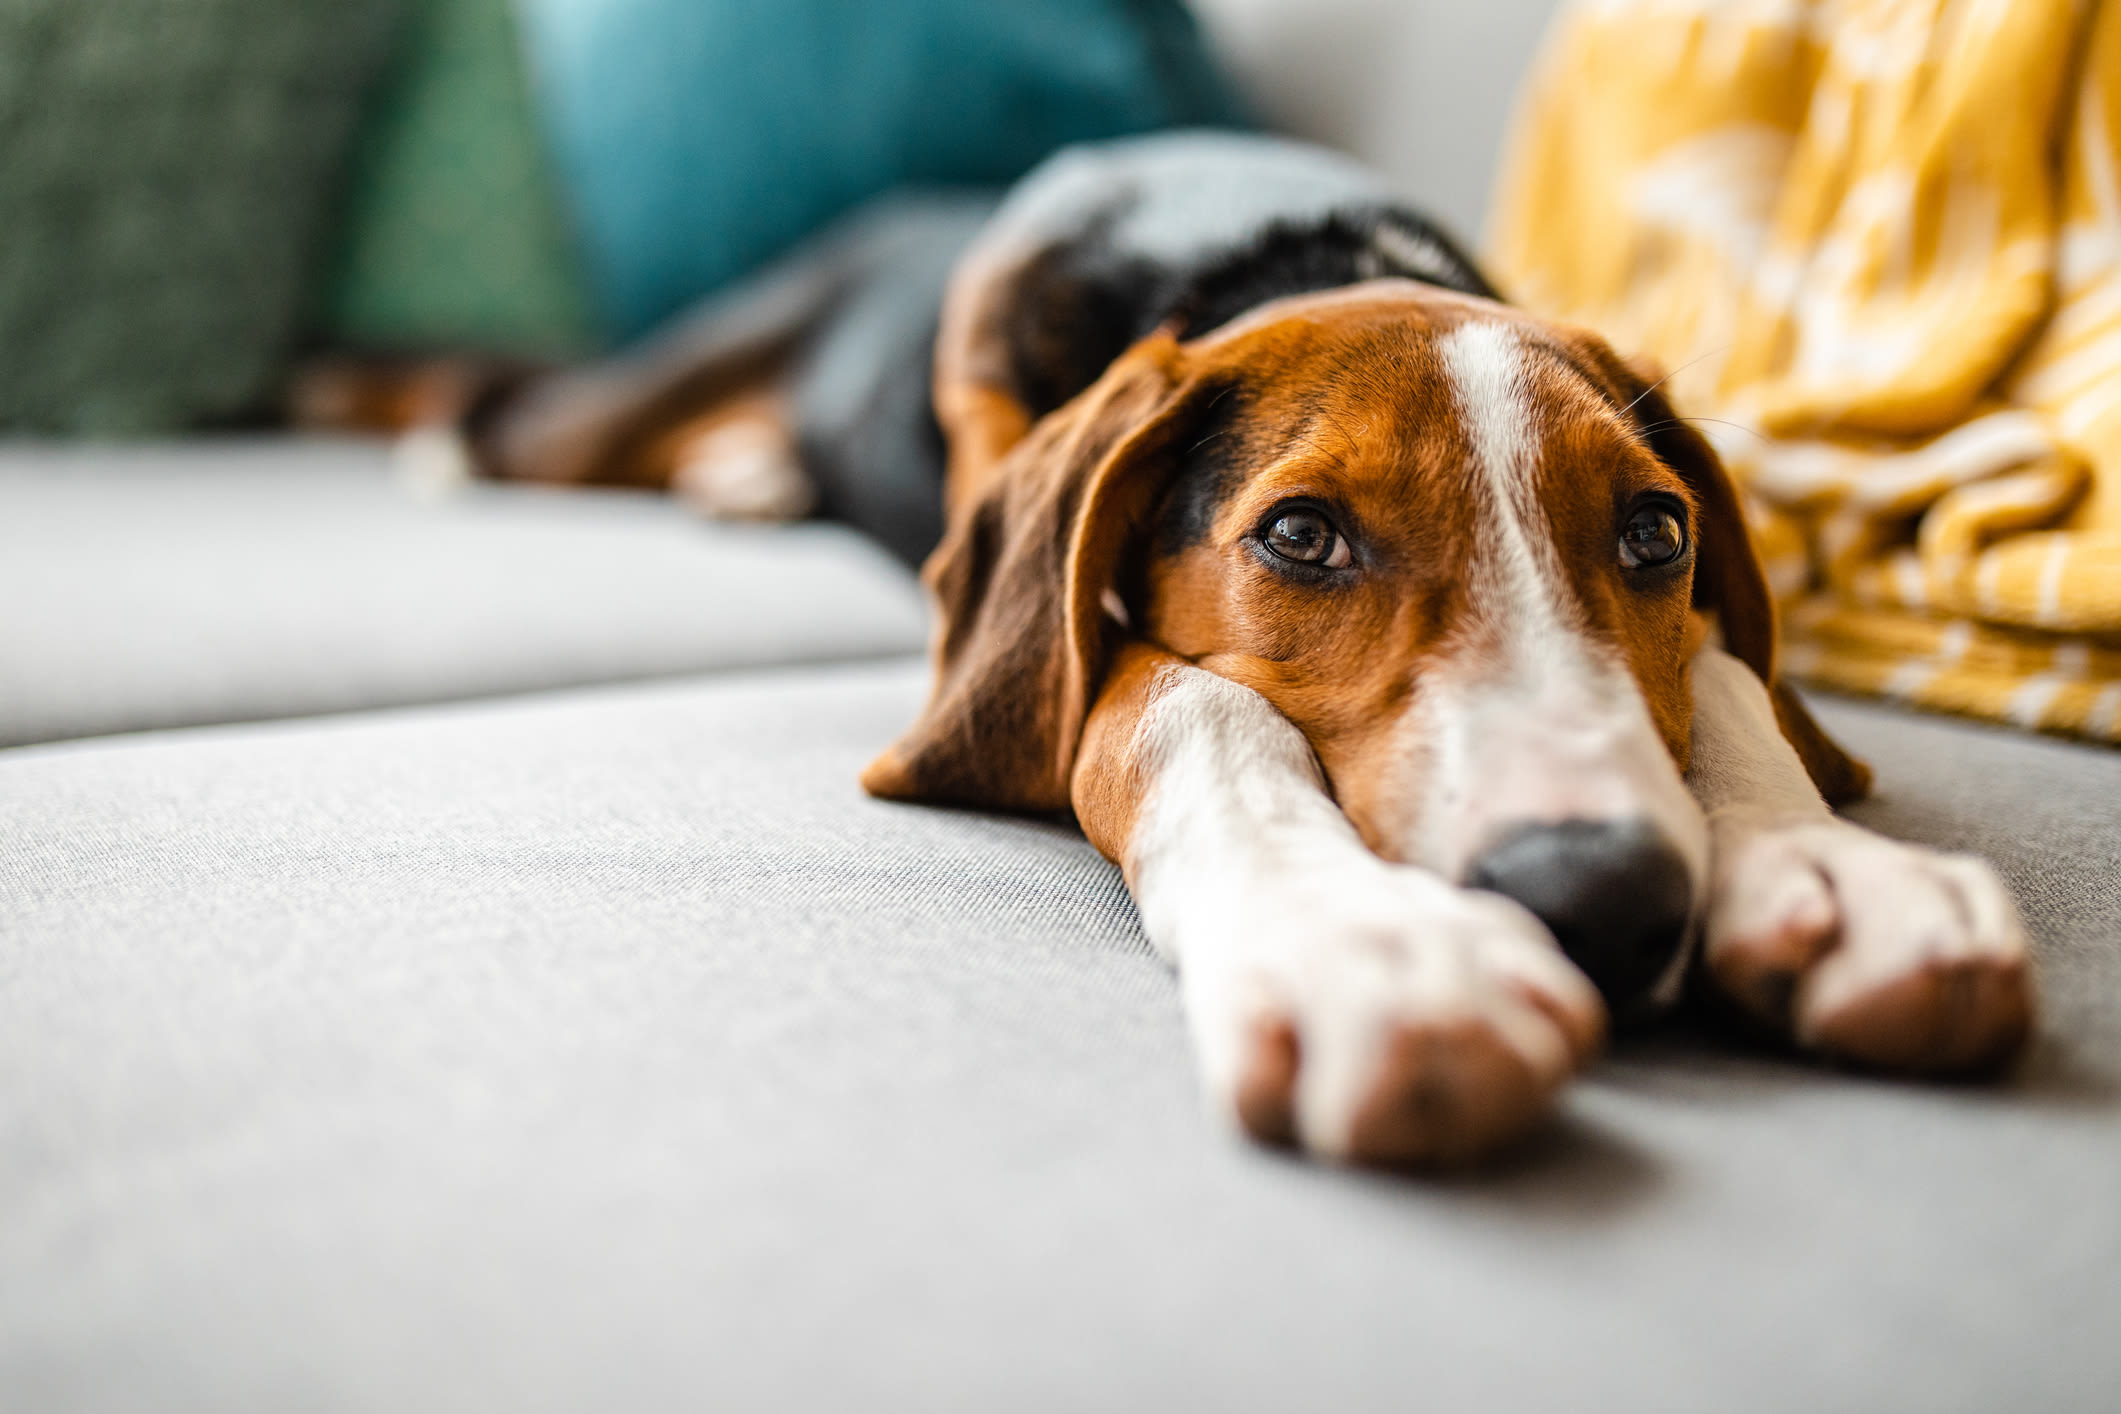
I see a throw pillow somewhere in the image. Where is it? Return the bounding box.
[516,0,1248,340]
[325,0,595,358]
[0,0,401,433]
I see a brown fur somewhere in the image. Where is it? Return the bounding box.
[288,356,542,438]
[1067,639,1179,862]
[860,333,1211,809]
[485,357,793,490]
[867,282,1868,846]
[1771,680,1875,807]
[647,387,793,489]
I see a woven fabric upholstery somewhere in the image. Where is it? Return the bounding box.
[0,438,930,746]
[2,661,2114,1412]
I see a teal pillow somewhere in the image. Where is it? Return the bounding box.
[517,0,1247,340]
[325,0,595,358]
[0,0,401,433]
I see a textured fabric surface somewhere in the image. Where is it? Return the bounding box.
[0,439,928,747]
[517,0,1247,338]
[0,0,401,432]
[325,0,594,358]
[1,659,2114,1412]
[1490,0,2121,742]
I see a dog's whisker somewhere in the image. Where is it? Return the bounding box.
[1634,414,1766,445]
[1619,346,1726,417]
[1676,415,1766,443]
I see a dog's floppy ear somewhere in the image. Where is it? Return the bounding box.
[1586,343,1872,805]
[862,332,1205,811]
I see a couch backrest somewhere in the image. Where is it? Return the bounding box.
[1190,0,1562,246]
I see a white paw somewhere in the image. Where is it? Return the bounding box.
[391,424,477,501]
[671,419,816,521]
[1180,866,1605,1167]
[1703,815,2034,1072]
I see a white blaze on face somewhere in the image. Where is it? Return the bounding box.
[1404,321,1709,903]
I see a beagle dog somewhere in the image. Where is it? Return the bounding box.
[864,134,2037,1164]
[494,133,2037,1167]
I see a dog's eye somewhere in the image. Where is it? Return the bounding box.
[1263,508,1351,568]
[1619,501,1687,569]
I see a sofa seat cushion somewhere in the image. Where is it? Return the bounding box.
[2,662,2114,1412]
[0,438,929,746]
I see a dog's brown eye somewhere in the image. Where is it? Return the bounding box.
[1264,508,1350,568]
[1620,502,1687,569]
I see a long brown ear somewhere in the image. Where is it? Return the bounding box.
[1770,678,1873,807]
[861,333,1205,811]
[1586,344,1871,805]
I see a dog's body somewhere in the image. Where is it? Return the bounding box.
[491,133,2035,1166]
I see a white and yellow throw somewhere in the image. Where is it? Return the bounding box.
[1490,0,2121,742]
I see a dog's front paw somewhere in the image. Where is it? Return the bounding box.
[1703,816,2034,1073]
[1182,872,1605,1167]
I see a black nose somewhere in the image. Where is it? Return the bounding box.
[1463,818,1693,1005]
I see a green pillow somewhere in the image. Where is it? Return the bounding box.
[324,0,594,358]
[0,0,401,434]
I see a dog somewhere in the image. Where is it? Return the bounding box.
[486,133,2036,1167]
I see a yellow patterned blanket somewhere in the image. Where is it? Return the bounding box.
[1490,0,2121,743]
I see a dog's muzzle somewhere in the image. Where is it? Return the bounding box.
[1463,818,1693,1006]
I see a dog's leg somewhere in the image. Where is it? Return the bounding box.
[658,390,816,521]
[480,229,859,488]
[1687,645,2034,1071]
[1073,642,1606,1165]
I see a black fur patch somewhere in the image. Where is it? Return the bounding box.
[1168,205,1495,340]
[1004,208,1169,421]
[1003,203,1496,425]
[1151,380,1249,556]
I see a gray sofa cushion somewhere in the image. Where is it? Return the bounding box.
[0,438,929,747]
[2,662,2115,1412]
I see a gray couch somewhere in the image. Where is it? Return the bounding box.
[8,5,2119,1407]
[5,438,2117,1413]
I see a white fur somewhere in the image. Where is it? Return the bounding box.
[1124,662,1599,1159]
[1687,644,2028,1045]
[1685,643,1833,825]
[1369,223,1462,285]
[1117,325,2025,1159]
[671,419,816,522]
[1412,324,1710,977]
[392,425,476,502]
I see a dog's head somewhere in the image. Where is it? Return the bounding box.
[865,282,1860,1008]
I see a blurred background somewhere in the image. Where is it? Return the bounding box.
[5,0,2117,744]
[0,0,1560,438]
[5,12,2119,1409]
